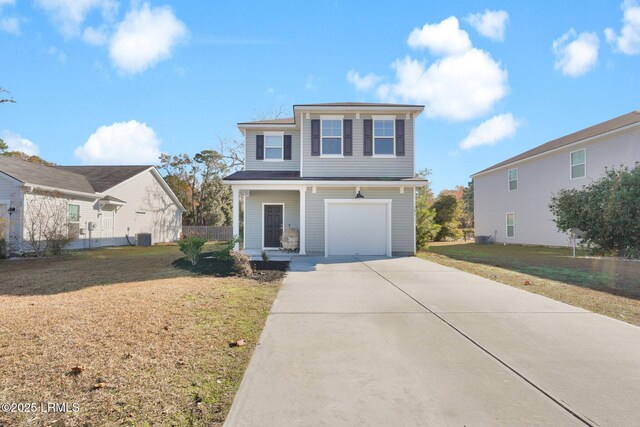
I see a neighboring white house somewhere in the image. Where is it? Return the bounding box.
[0,156,185,253]
[472,110,640,246]
[223,102,427,257]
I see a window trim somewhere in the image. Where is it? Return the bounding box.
[570,148,586,180]
[508,168,518,191]
[320,115,344,158]
[263,131,284,162]
[372,115,396,158]
[506,212,515,239]
[68,203,80,240]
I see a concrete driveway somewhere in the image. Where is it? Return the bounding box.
[225,256,640,427]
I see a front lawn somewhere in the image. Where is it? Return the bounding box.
[0,244,284,426]
[419,243,640,326]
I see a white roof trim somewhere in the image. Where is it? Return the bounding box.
[224,179,426,187]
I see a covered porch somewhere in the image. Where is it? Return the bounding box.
[231,185,307,255]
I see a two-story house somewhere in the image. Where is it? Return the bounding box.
[223,102,426,256]
[472,110,640,246]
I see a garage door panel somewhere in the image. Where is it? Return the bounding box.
[326,202,389,256]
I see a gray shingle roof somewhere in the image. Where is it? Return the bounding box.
[237,117,296,125]
[294,102,424,108]
[55,165,151,192]
[474,110,640,176]
[0,156,95,193]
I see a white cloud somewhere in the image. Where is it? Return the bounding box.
[74,120,161,165]
[605,0,640,55]
[305,74,320,90]
[466,10,509,42]
[108,2,188,75]
[553,29,599,77]
[0,16,19,34]
[0,0,15,6]
[346,70,382,91]
[459,113,521,150]
[82,25,109,46]
[407,16,472,55]
[47,46,67,63]
[1,130,40,156]
[377,49,508,121]
[35,0,118,37]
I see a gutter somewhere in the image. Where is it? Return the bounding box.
[22,183,102,199]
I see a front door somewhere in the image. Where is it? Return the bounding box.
[263,205,283,248]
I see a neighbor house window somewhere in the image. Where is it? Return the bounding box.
[570,149,586,179]
[373,117,395,156]
[68,204,80,239]
[321,118,342,156]
[506,212,515,238]
[264,132,284,160]
[508,168,518,191]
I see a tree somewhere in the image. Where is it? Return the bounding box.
[549,164,640,258]
[432,194,462,241]
[23,190,72,256]
[414,168,440,249]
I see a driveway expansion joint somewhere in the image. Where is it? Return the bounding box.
[357,257,595,427]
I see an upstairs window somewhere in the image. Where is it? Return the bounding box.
[508,168,518,191]
[321,118,342,156]
[264,132,283,160]
[506,212,515,238]
[373,117,395,156]
[570,149,586,179]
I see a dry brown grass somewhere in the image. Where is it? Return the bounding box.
[0,245,282,426]
[419,248,640,326]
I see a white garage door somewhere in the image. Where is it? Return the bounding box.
[326,200,391,256]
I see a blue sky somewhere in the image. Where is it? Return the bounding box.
[1,0,639,193]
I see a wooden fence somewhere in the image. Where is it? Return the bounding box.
[182,225,233,241]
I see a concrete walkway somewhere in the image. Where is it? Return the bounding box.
[225,256,640,427]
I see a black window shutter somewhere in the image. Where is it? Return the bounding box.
[343,119,352,156]
[311,119,320,156]
[283,135,292,160]
[395,119,405,156]
[363,119,373,156]
[256,134,264,160]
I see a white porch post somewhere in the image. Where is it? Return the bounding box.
[299,187,306,255]
[232,187,239,251]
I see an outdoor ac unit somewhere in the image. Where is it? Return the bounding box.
[136,233,152,247]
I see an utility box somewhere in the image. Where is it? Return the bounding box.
[136,233,152,247]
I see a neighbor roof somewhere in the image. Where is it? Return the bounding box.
[0,156,95,193]
[55,165,151,192]
[474,110,640,176]
[224,170,426,182]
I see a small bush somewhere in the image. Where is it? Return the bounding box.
[215,236,242,261]
[230,250,253,277]
[261,250,269,262]
[0,237,7,259]
[178,236,207,266]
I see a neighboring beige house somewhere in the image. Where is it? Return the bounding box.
[0,156,184,253]
[472,111,640,246]
[223,102,427,256]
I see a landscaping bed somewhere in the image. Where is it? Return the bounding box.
[0,244,285,426]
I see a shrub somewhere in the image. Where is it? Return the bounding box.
[432,194,462,241]
[261,250,269,262]
[0,237,6,259]
[230,250,253,277]
[178,236,207,266]
[550,164,640,258]
[416,206,440,250]
[215,235,242,261]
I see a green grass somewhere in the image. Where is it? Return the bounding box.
[419,243,640,326]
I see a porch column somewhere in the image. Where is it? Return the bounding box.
[232,187,239,251]
[299,187,306,255]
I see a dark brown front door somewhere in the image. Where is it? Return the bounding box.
[264,205,283,248]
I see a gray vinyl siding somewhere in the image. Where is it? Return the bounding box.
[474,125,640,246]
[245,128,301,171]
[244,190,300,250]
[301,114,414,177]
[305,187,414,255]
